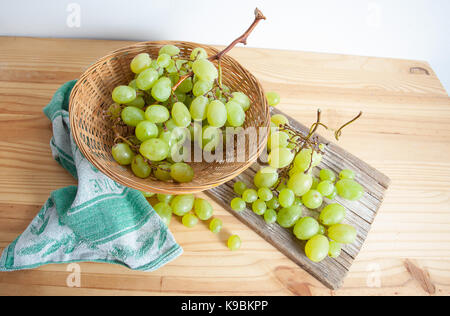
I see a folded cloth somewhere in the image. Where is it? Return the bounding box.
[0,80,182,271]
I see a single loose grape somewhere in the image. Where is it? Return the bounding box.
[287,172,313,196]
[231,197,246,212]
[268,147,295,169]
[171,194,195,216]
[131,155,151,178]
[242,189,258,203]
[335,179,364,201]
[135,121,158,142]
[264,208,277,224]
[319,169,336,182]
[209,218,223,234]
[328,224,357,244]
[266,197,280,210]
[339,169,355,180]
[139,138,169,162]
[317,180,335,197]
[227,235,241,251]
[159,44,180,56]
[136,68,159,90]
[302,190,323,209]
[254,167,278,189]
[130,53,151,74]
[170,162,194,183]
[305,235,329,263]
[154,162,172,181]
[266,92,280,107]
[157,194,173,204]
[319,203,346,226]
[190,96,209,121]
[252,199,267,215]
[194,198,214,220]
[172,102,191,128]
[231,92,251,111]
[145,105,170,123]
[182,213,198,228]
[294,217,320,241]
[233,181,247,196]
[121,106,145,127]
[192,59,218,82]
[153,202,172,226]
[140,191,155,198]
[112,143,134,165]
[271,114,288,127]
[207,100,227,128]
[257,187,273,202]
[277,205,302,228]
[328,241,341,258]
[279,188,295,208]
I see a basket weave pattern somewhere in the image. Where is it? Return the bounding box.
[69,41,270,194]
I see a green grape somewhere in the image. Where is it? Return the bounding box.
[326,188,337,200]
[171,194,195,216]
[154,202,172,226]
[294,217,320,240]
[131,155,151,178]
[257,187,273,202]
[254,167,278,189]
[111,143,134,165]
[159,44,180,56]
[335,179,364,201]
[130,53,151,74]
[242,189,258,203]
[157,194,173,203]
[171,102,191,128]
[279,188,295,208]
[266,91,280,107]
[317,180,335,197]
[107,103,122,118]
[128,80,138,90]
[311,177,319,190]
[192,59,218,82]
[277,205,302,228]
[207,100,227,128]
[121,106,145,127]
[287,172,313,196]
[328,241,341,258]
[145,105,170,124]
[319,169,336,182]
[319,203,346,226]
[305,235,329,263]
[136,68,159,90]
[328,224,357,244]
[252,199,267,215]
[193,80,213,97]
[209,218,223,234]
[168,72,180,86]
[165,59,178,73]
[139,138,169,161]
[190,47,207,60]
[126,95,145,109]
[182,213,198,228]
[231,92,251,111]
[140,191,155,198]
[135,121,158,142]
[293,197,303,206]
[233,181,247,196]
[318,225,326,235]
[113,85,137,104]
[231,197,246,212]
[190,96,209,121]
[193,198,213,220]
[174,91,186,103]
[266,197,280,210]
[165,118,177,131]
[154,162,172,181]
[339,169,355,180]
[293,149,322,172]
[302,190,323,209]
[264,208,277,224]
[156,53,171,68]
[227,235,241,251]
[268,131,289,150]
[226,100,246,127]
[159,130,175,148]
[271,114,288,127]
[170,162,194,183]
[268,147,295,169]
[201,126,221,151]
[150,60,164,76]
[151,77,172,102]
[177,77,193,94]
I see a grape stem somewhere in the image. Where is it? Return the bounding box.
[172,8,266,92]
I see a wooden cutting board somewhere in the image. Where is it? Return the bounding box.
[207,108,390,289]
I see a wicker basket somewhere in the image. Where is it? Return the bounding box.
[69,41,270,194]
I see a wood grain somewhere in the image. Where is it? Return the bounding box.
[0,37,449,296]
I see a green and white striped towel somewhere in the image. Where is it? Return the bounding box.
[0,80,182,271]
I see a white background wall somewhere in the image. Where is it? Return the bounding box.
[1,0,449,93]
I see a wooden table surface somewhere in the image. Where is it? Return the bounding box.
[0,37,449,296]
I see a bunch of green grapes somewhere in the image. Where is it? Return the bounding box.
[141,191,241,251]
[109,44,252,183]
[230,92,364,263]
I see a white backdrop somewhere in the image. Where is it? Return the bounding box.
[1,0,449,93]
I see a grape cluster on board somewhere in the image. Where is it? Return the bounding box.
[231,93,364,262]
[108,44,251,183]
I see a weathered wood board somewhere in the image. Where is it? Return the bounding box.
[206,107,391,290]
